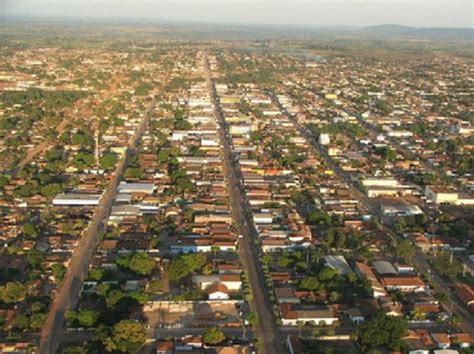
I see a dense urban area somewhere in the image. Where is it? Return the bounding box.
[0,24,473,354]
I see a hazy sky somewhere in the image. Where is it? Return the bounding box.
[2,0,473,28]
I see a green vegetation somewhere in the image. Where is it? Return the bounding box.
[117,252,157,276]
[0,282,28,304]
[164,253,207,282]
[246,312,258,326]
[100,152,118,170]
[392,239,415,262]
[356,312,407,351]
[145,278,164,294]
[202,326,225,345]
[96,320,146,353]
[430,251,463,280]
[66,309,99,328]
[50,263,66,283]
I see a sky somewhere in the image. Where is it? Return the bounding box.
[2,0,473,28]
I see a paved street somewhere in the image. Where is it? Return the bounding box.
[38,92,162,354]
[273,93,474,338]
[413,251,474,336]
[203,54,286,354]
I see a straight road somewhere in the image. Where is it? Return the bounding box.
[351,112,462,190]
[203,54,286,354]
[272,93,474,336]
[413,251,474,335]
[11,118,71,179]
[270,93,374,215]
[38,90,164,354]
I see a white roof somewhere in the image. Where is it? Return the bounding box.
[117,182,155,194]
[324,255,352,275]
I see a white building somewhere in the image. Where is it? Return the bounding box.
[253,213,273,224]
[52,193,102,206]
[425,186,458,204]
[206,283,230,300]
[319,133,331,146]
[324,255,352,275]
[362,177,399,188]
[117,182,155,195]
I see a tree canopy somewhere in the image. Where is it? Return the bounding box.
[356,312,407,351]
[117,252,156,276]
[202,326,225,345]
[164,253,207,282]
[0,282,28,304]
[99,320,146,353]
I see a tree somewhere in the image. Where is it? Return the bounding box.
[306,209,331,226]
[375,146,396,161]
[356,312,407,351]
[277,256,292,268]
[299,276,320,291]
[145,279,164,294]
[246,312,258,326]
[76,309,99,328]
[295,261,308,272]
[22,223,38,238]
[41,183,62,198]
[64,345,90,354]
[26,249,44,268]
[449,314,461,328]
[89,267,107,281]
[393,239,415,262]
[202,263,213,275]
[72,129,94,147]
[51,263,66,283]
[0,282,28,304]
[318,267,337,282]
[0,174,10,189]
[431,251,463,280]
[157,149,170,163]
[434,292,448,303]
[202,326,225,345]
[14,315,30,331]
[117,252,156,276]
[165,253,207,282]
[100,152,118,170]
[124,167,142,179]
[104,289,125,308]
[31,301,45,313]
[30,313,45,330]
[73,152,95,168]
[101,320,146,353]
[129,290,149,305]
[311,328,320,338]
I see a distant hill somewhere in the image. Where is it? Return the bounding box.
[359,24,474,40]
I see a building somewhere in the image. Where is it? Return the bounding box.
[206,283,230,300]
[117,182,155,195]
[319,133,330,145]
[381,276,427,293]
[324,255,352,275]
[373,261,398,276]
[280,304,338,326]
[425,186,458,205]
[362,176,399,188]
[52,193,102,206]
